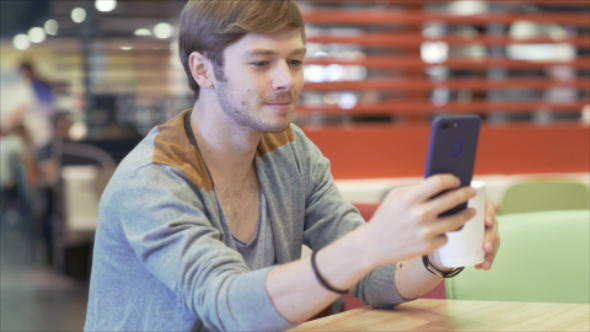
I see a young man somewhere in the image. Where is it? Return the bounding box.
[85,1,500,331]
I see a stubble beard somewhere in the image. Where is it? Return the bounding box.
[216,80,296,134]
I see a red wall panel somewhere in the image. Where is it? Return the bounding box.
[302,124,590,179]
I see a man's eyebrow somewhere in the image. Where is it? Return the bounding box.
[245,47,307,56]
[290,47,307,56]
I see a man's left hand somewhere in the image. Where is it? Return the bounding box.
[475,198,500,270]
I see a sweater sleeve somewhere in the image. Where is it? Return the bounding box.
[293,125,410,308]
[113,164,294,331]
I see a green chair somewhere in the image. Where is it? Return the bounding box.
[498,180,589,215]
[445,210,590,304]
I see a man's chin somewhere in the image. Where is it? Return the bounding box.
[261,120,292,133]
[259,111,294,133]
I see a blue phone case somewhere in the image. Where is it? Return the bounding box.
[424,114,481,219]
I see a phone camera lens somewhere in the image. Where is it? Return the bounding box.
[442,123,450,129]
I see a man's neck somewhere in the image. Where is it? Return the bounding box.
[190,98,260,187]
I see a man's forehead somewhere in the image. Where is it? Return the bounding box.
[229,28,306,55]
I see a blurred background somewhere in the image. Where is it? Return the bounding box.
[0,0,588,330]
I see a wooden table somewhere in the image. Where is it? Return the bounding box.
[290,299,590,331]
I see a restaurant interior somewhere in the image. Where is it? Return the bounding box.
[0,0,588,330]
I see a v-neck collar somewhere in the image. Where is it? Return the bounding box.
[183,110,295,264]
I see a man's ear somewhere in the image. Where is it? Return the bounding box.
[189,52,214,89]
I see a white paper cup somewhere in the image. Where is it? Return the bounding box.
[437,181,486,268]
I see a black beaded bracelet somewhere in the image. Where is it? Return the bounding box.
[311,250,349,295]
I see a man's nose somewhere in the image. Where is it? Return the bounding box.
[271,62,295,91]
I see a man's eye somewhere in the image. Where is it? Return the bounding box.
[252,61,269,67]
[290,60,303,66]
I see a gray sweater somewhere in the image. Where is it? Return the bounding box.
[84,109,407,332]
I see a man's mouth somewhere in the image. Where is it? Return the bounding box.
[265,100,292,105]
[265,101,293,111]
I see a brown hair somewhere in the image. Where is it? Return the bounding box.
[179,0,306,100]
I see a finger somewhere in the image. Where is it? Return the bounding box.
[481,237,500,270]
[485,214,496,227]
[410,174,461,203]
[429,207,476,236]
[431,234,449,251]
[485,198,496,227]
[425,186,477,217]
[477,217,499,269]
[483,217,499,253]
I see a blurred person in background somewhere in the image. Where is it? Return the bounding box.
[0,71,36,226]
[13,62,55,157]
[18,62,57,192]
[38,111,74,266]
[1,61,57,263]
[85,0,500,331]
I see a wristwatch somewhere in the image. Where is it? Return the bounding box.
[422,255,464,278]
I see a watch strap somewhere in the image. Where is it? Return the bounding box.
[422,255,464,278]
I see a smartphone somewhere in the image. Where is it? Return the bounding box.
[424,115,481,223]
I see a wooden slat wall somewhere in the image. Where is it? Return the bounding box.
[302,11,590,26]
[304,57,590,70]
[306,34,590,47]
[296,0,590,179]
[297,0,590,120]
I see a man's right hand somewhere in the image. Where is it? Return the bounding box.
[267,174,476,324]
[362,174,477,269]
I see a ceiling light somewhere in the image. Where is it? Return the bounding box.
[134,28,152,36]
[13,34,31,50]
[28,27,46,43]
[448,0,488,16]
[153,23,173,39]
[69,121,87,141]
[303,65,325,83]
[44,19,59,36]
[120,46,133,51]
[95,0,117,12]
[421,41,449,64]
[71,7,86,23]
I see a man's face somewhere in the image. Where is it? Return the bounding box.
[214,27,305,133]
